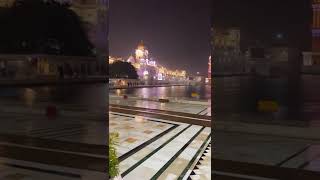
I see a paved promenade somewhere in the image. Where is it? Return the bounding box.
[0,94,211,180]
[109,95,211,116]
[109,96,211,180]
[0,110,106,179]
[213,115,320,179]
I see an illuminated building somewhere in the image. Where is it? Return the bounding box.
[208,56,211,78]
[109,41,187,80]
[135,40,149,61]
[205,55,211,84]
[127,55,136,63]
[109,56,124,64]
[132,41,157,80]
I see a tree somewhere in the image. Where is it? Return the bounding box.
[0,0,94,56]
[109,61,138,79]
[0,7,11,52]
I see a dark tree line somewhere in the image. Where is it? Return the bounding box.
[109,61,138,79]
[0,0,94,56]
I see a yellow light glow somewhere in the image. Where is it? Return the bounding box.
[134,63,140,69]
[116,89,121,96]
[109,41,189,80]
[135,49,144,59]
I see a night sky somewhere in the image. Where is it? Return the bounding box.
[212,0,312,51]
[109,0,211,75]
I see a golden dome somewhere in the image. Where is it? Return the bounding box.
[137,40,146,50]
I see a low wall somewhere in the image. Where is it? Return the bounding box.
[109,78,189,89]
[0,77,107,87]
[109,94,209,105]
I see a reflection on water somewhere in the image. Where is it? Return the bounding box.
[0,84,108,108]
[302,75,320,122]
[0,85,211,107]
[109,85,211,100]
[214,75,320,123]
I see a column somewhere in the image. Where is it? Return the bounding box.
[313,9,316,28]
[315,9,318,29]
[317,9,320,29]
[317,10,318,29]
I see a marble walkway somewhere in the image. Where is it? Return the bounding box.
[0,96,211,180]
[188,143,211,180]
[109,95,211,116]
[213,129,320,179]
[109,107,211,180]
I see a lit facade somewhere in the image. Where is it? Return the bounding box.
[109,56,124,64]
[109,41,187,80]
[208,56,211,78]
[135,41,149,61]
[132,41,186,80]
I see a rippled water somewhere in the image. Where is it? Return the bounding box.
[0,84,108,108]
[213,75,320,122]
[0,84,210,109]
[109,85,211,100]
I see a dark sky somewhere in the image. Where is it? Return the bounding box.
[109,0,211,75]
[212,0,312,51]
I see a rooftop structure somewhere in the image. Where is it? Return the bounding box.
[109,41,187,80]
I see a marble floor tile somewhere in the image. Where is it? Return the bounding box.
[109,112,175,157]
[119,124,189,174]
[123,125,203,179]
[110,102,211,179]
[109,96,210,116]
[188,143,211,180]
[157,128,211,179]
